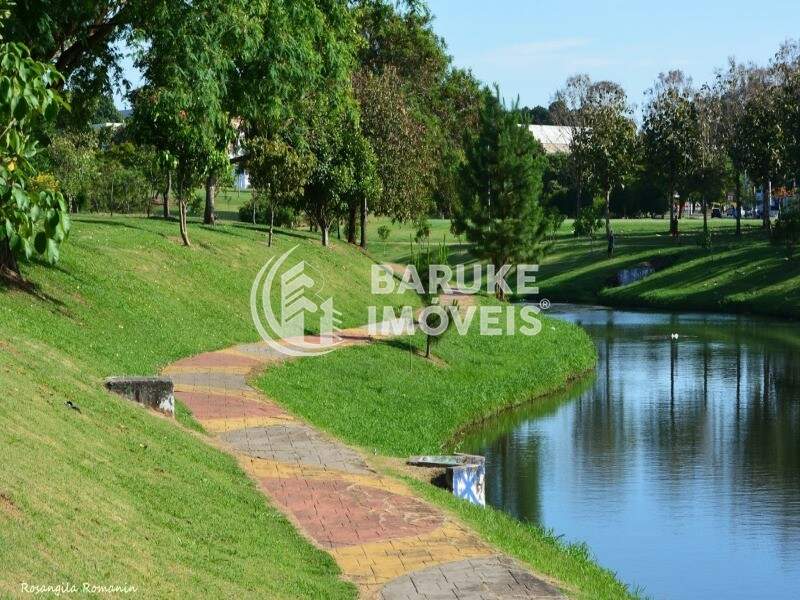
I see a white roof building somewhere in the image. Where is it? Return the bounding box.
[527,125,573,154]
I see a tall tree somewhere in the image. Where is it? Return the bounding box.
[352,67,434,244]
[642,71,696,236]
[573,81,638,241]
[551,74,595,217]
[47,132,99,213]
[717,61,764,236]
[350,0,449,247]
[3,1,156,126]
[247,137,314,247]
[452,91,550,300]
[774,42,800,208]
[129,0,253,244]
[0,19,70,275]
[430,68,483,217]
[736,82,786,230]
[689,86,731,243]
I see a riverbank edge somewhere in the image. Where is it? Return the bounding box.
[543,287,800,321]
[445,362,598,451]
[540,258,800,321]
[404,364,642,600]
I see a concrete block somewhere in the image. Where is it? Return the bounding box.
[105,376,174,416]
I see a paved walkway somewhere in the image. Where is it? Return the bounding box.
[163,325,565,599]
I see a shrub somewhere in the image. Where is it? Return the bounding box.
[772,207,800,258]
[573,200,604,239]
[238,198,297,228]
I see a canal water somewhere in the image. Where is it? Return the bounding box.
[461,305,800,600]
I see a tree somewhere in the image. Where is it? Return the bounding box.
[301,100,379,248]
[735,83,785,230]
[47,132,99,213]
[409,239,454,358]
[551,74,596,217]
[129,0,252,245]
[689,86,731,244]
[517,105,553,125]
[202,150,232,226]
[247,138,314,247]
[352,0,449,101]
[642,71,696,236]
[718,60,764,236]
[430,68,483,218]
[452,91,550,300]
[573,198,605,252]
[352,67,434,245]
[130,88,220,245]
[573,81,638,241]
[775,44,800,215]
[0,29,70,276]
[2,1,159,127]
[351,0,482,242]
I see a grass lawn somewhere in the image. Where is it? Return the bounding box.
[0,215,411,598]
[368,215,800,319]
[538,217,800,319]
[256,306,596,457]
[190,187,253,222]
[365,216,466,263]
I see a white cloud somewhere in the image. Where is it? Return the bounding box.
[476,37,593,69]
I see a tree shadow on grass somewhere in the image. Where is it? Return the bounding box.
[601,244,800,318]
[81,217,172,239]
[0,266,70,313]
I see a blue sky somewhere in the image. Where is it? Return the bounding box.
[427,0,800,111]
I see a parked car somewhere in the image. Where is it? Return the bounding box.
[711,207,722,218]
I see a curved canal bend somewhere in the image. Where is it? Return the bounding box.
[462,305,800,600]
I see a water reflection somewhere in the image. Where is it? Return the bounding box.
[461,305,800,600]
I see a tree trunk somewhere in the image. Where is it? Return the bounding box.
[735,174,742,237]
[763,179,772,230]
[268,204,274,247]
[359,196,367,249]
[604,188,611,241]
[575,181,582,221]
[321,223,329,247]
[163,172,171,219]
[0,237,19,276]
[669,190,675,235]
[179,199,191,246]
[347,203,357,244]
[203,176,216,225]
[702,195,708,237]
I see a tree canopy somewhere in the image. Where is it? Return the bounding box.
[453,91,550,299]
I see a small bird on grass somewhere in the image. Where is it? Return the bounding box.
[65,401,81,413]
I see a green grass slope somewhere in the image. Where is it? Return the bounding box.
[537,218,800,319]
[0,215,411,598]
[370,216,800,319]
[256,308,596,457]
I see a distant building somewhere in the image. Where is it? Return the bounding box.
[526,125,573,154]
